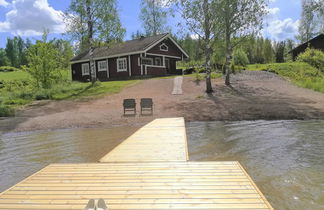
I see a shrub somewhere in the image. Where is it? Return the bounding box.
[25,40,63,89]
[297,48,324,73]
[34,89,52,100]
[2,80,30,92]
[0,105,15,117]
[0,66,20,72]
[233,48,250,67]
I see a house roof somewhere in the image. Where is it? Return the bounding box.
[71,33,187,62]
[289,34,324,53]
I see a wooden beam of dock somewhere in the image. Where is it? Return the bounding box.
[100,118,189,162]
[0,162,273,209]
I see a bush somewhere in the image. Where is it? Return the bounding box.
[297,48,324,73]
[0,105,15,117]
[0,66,20,72]
[34,89,52,100]
[233,48,250,67]
[2,79,31,92]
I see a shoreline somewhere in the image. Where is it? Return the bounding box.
[1,71,324,133]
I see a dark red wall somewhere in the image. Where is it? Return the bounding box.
[71,62,90,82]
[131,54,141,76]
[146,66,167,75]
[147,38,184,58]
[96,59,108,80]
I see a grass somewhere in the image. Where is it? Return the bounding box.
[0,70,30,81]
[247,62,324,93]
[50,80,140,100]
[0,69,140,117]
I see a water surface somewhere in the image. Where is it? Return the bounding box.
[0,120,323,210]
[0,127,138,192]
[187,120,324,210]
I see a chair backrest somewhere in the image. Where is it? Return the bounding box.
[123,99,136,108]
[141,98,153,108]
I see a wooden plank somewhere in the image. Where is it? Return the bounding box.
[0,162,273,209]
[99,118,189,162]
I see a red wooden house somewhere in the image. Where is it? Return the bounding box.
[70,33,189,81]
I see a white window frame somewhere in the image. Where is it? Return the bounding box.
[160,43,168,51]
[155,57,162,66]
[117,58,127,72]
[82,63,90,76]
[141,57,153,65]
[98,60,107,72]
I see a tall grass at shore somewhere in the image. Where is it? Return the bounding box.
[247,62,324,93]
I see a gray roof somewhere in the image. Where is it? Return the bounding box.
[71,33,169,62]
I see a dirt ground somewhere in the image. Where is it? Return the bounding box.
[2,71,324,132]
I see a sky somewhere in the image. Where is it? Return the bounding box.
[0,0,302,48]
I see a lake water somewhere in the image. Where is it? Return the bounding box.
[0,120,323,210]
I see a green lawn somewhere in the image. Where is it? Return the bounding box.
[247,62,324,93]
[0,70,30,81]
[0,70,140,116]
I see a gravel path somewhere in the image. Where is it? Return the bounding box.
[172,76,183,95]
[2,71,324,133]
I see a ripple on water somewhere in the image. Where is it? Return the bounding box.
[0,127,138,192]
[186,120,324,210]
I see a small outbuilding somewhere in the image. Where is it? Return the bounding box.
[70,33,189,82]
[290,34,324,60]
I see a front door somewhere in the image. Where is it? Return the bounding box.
[165,58,170,73]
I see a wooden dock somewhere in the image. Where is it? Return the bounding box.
[0,162,272,209]
[100,118,189,162]
[0,117,273,209]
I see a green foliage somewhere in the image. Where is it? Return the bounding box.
[297,48,324,73]
[178,34,203,61]
[0,105,15,117]
[0,66,20,72]
[25,40,63,89]
[232,48,249,67]
[274,41,286,63]
[51,39,74,69]
[0,48,10,66]
[4,36,30,68]
[247,62,324,93]
[139,0,168,36]
[298,0,324,42]
[65,0,125,52]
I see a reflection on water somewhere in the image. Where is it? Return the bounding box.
[0,127,138,192]
[186,120,324,210]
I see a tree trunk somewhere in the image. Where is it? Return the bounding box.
[224,9,232,86]
[86,0,96,84]
[203,0,213,93]
[205,55,213,93]
[224,48,231,86]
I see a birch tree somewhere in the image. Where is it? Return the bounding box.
[139,0,168,36]
[214,0,267,85]
[179,0,216,93]
[65,0,125,51]
[298,0,324,42]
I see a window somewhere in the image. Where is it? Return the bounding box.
[160,43,168,51]
[155,57,162,66]
[98,61,107,71]
[82,63,90,76]
[117,58,127,72]
[141,57,153,65]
